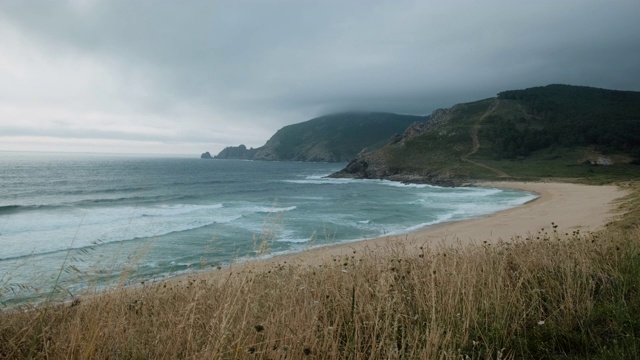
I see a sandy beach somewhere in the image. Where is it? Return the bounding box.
[176,181,628,282]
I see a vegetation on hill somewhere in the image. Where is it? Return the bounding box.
[490,85,640,159]
[2,183,639,359]
[332,85,640,185]
[215,112,423,162]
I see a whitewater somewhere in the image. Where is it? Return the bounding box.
[0,152,537,304]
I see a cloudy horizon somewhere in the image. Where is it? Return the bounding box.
[1,1,639,155]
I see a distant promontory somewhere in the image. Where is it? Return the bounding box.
[214,145,259,160]
[205,112,424,162]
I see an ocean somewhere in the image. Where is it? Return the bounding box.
[0,152,537,305]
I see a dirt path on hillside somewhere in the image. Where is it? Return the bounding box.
[461,99,510,178]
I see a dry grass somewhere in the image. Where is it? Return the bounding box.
[1,184,640,359]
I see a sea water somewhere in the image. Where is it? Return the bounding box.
[0,152,537,305]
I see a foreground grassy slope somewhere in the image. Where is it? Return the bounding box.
[333,85,640,184]
[2,183,639,359]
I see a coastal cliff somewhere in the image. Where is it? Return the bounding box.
[330,106,463,186]
[213,112,423,162]
[331,84,640,185]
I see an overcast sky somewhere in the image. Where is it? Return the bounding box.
[1,1,639,155]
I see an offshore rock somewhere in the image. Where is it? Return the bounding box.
[200,151,214,159]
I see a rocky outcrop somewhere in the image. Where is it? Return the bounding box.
[400,107,456,143]
[252,139,280,161]
[200,151,214,159]
[329,107,462,186]
[214,145,260,160]
[329,152,462,187]
[329,151,388,179]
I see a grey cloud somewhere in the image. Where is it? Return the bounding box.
[1,0,639,153]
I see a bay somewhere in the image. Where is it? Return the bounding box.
[0,152,537,305]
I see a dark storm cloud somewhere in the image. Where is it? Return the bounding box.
[1,0,639,153]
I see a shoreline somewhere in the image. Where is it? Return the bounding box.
[170,181,628,285]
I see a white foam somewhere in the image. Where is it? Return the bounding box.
[288,196,325,201]
[0,203,238,259]
[404,212,455,232]
[376,180,431,188]
[507,193,539,206]
[276,237,310,243]
[140,203,224,217]
[284,178,353,185]
[424,187,502,198]
[288,175,439,189]
[247,205,297,213]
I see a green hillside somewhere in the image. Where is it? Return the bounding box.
[332,85,640,185]
[252,112,424,162]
